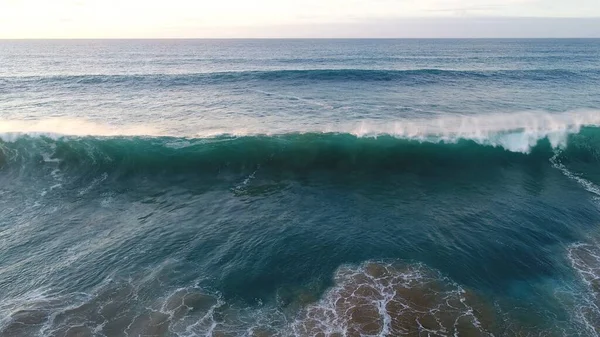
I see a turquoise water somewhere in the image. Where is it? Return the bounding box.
[1,39,600,336]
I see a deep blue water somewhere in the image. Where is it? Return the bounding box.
[1,39,600,336]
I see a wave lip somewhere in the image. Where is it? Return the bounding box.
[339,110,600,153]
[2,110,600,154]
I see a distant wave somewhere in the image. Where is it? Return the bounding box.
[2,68,599,86]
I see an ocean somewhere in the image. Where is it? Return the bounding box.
[1,39,600,336]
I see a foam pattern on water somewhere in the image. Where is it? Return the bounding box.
[0,262,501,337]
[568,243,600,337]
[292,262,493,337]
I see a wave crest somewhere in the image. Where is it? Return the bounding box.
[1,111,600,177]
[2,110,600,154]
[338,110,600,153]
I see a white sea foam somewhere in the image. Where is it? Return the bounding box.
[551,152,600,200]
[3,260,579,337]
[2,110,599,154]
[567,243,600,337]
[77,172,108,196]
[335,109,600,153]
[291,261,492,337]
[191,110,600,153]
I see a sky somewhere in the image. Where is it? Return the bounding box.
[0,0,599,38]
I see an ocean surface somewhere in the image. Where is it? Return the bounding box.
[1,39,600,336]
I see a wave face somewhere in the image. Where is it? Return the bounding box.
[3,126,599,337]
[1,126,600,177]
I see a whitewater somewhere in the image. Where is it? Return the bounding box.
[2,109,600,153]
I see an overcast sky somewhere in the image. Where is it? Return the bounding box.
[1,0,599,38]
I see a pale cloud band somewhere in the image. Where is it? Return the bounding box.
[0,0,599,38]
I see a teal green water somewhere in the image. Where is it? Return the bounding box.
[1,39,600,336]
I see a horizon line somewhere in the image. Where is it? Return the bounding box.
[2,37,600,40]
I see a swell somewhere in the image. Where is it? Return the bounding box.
[2,68,599,86]
[1,130,599,176]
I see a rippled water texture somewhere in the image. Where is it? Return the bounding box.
[2,39,600,336]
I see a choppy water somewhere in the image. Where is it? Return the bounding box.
[2,39,600,336]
